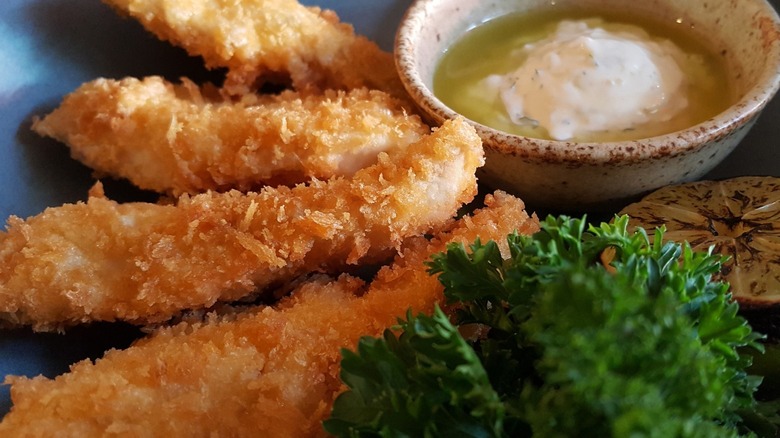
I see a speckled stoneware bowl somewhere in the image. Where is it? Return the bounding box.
[396,0,780,212]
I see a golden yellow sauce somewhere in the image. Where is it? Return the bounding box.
[434,9,733,142]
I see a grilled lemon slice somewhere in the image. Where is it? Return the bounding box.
[619,176,780,308]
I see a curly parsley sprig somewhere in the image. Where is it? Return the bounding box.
[325,215,771,437]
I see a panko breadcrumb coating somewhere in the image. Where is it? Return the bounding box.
[0,118,483,331]
[0,192,539,436]
[102,0,407,97]
[32,76,428,195]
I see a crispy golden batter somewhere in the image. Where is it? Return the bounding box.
[102,0,406,97]
[0,118,483,330]
[32,77,427,195]
[0,192,539,436]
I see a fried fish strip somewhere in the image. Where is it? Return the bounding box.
[0,192,539,436]
[102,0,406,97]
[32,77,427,195]
[0,118,482,330]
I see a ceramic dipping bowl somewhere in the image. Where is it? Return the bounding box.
[396,0,780,212]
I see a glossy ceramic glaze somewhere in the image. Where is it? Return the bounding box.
[396,0,780,211]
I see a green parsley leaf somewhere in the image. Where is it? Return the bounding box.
[327,215,771,437]
[323,307,505,437]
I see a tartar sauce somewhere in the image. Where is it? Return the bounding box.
[485,20,689,140]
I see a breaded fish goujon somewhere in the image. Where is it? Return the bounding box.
[103,0,407,98]
[0,192,538,436]
[33,77,428,195]
[0,118,483,330]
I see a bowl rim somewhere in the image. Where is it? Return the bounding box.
[395,0,780,165]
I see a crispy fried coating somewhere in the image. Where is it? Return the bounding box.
[102,0,407,97]
[0,192,539,436]
[0,118,483,330]
[32,76,428,195]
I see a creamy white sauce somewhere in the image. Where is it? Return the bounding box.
[485,20,690,140]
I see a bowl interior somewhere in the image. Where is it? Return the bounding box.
[397,0,780,153]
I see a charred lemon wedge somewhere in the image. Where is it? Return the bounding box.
[620,176,780,308]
